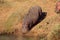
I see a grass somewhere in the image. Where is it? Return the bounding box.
[0,0,11,7]
[47,24,60,40]
[4,12,20,31]
[0,0,60,40]
[14,0,28,2]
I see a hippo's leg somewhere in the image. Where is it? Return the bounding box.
[22,21,33,34]
[28,21,33,30]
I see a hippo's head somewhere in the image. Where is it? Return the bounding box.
[22,24,29,34]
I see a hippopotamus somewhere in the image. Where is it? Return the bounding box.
[56,1,60,13]
[22,6,42,34]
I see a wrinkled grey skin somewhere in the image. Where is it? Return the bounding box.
[22,6,42,34]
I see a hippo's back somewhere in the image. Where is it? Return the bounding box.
[22,6,42,34]
[28,6,42,24]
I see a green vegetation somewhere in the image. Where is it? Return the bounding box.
[47,24,60,40]
[0,0,11,7]
[15,0,29,2]
[4,13,20,31]
[0,0,60,40]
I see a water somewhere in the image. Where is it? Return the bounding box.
[0,34,46,40]
[0,34,16,40]
[0,35,38,40]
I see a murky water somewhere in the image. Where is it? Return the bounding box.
[0,34,16,40]
[0,34,46,40]
[16,36,39,40]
